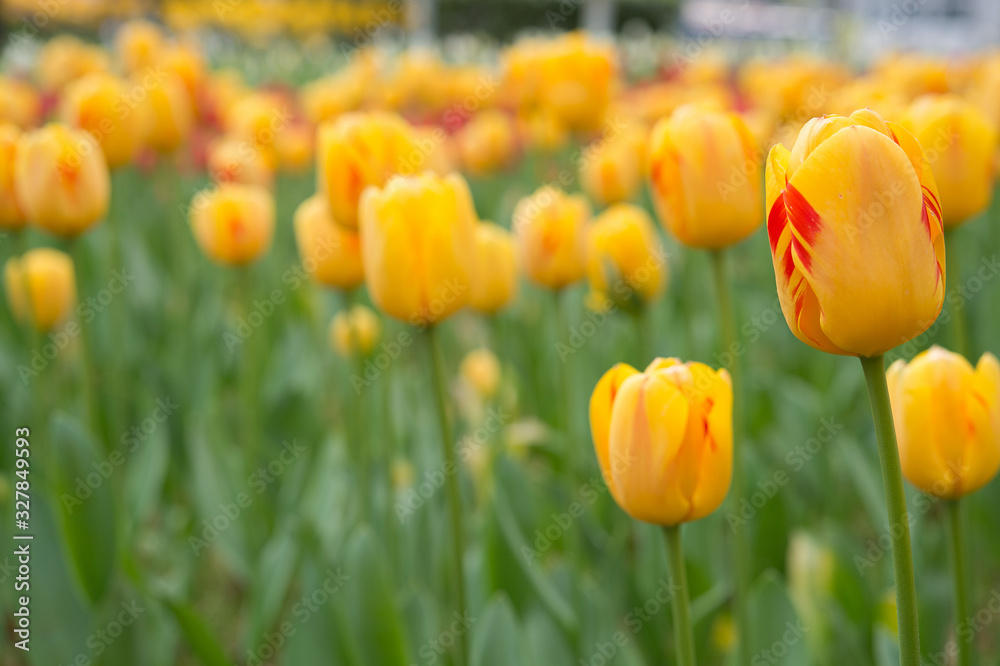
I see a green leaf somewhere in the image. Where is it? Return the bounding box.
[471,595,523,666]
[245,529,299,651]
[344,527,409,666]
[747,570,808,665]
[162,598,233,666]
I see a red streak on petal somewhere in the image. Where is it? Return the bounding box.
[784,183,823,246]
[767,192,787,252]
[792,235,812,273]
[782,246,796,280]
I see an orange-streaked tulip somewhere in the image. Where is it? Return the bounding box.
[888,346,1000,499]
[4,248,75,331]
[145,73,194,154]
[470,222,517,314]
[585,203,667,306]
[60,73,146,169]
[189,183,275,266]
[14,123,109,237]
[648,104,762,249]
[512,185,590,290]
[0,77,41,129]
[455,110,517,177]
[207,134,274,188]
[590,358,733,525]
[460,348,501,399]
[766,108,945,358]
[317,111,418,229]
[902,95,997,227]
[359,172,476,325]
[293,194,364,290]
[0,124,25,230]
[329,304,381,357]
[115,20,165,75]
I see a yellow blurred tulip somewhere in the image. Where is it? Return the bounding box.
[648,104,762,249]
[36,36,109,92]
[4,248,75,332]
[765,108,945,357]
[469,222,517,314]
[275,123,315,173]
[590,358,733,525]
[293,194,364,290]
[189,183,275,266]
[888,346,1000,499]
[145,73,194,154]
[60,73,147,169]
[207,134,275,188]
[0,124,25,230]
[14,123,109,238]
[158,43,206,116]
[585,204,667,306]
[512,185,590,290]
[115,19,166,75]
[0,77,41,129]
[329,304,381,358]
[460,348,501,399]
[359,172,476,325]
[580,131,643,206]
[455,110,517,177]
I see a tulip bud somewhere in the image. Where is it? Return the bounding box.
[0,77,41,129]
[189,183,275,266]
[61,73,147,169]
[585,203,667,307]
[36,36,109,93]
[360,172,476,325]
[455,110,517,177]
[470,222,517,314]
[887,346,1000,499]
[207,133,274,188]
[293,194,364,290]
[0,124,25,230]
[329,304,381,358]
[317,111,418,229]
[115,20,165,75]
[648,104,762,249]
[513,185,590,290]
[158,43,206,117]
[580,132,643,206]
[765,108,945,357]
[145,72,194,154]
[460,348,501,399]
[4,248,75,331]
[902,95,997,227]
[14,123,109,238]
[590,358,732,525]
[275,123,315,173]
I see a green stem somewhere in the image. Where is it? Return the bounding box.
[710,249,751,666]
[553,289,576,482]
[630,304,651,363]
[859,355,921,666]
[663,525,696,666]
[945,227,970,358]
[946,500,969,666]
[70,238,109,449]
[427,325,467,666]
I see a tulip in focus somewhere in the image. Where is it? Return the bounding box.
[765,108,945,357]
[0,124,25,230]
[470,222,517,314]
[887,346,1000,499]
[14,123,110,238]
[293,194,364,290]
[461,348,501,399]
[61,73,147,169]
[590,358,733,525]
[4,248,75,331]
[359,172,476,325]
[455,110,517,177]
[189,183,275,266]
[513,185,590,290]
[585,204,667,306]
[329,304,381,358]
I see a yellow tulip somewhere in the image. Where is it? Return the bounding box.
[189,183,275,266]
[902,95,997,227]
[36,36,109,93]
[145,72,194,154]
[455,110,517,177]
[329,304,381,357]
[887,346,1000,499]
[460,348,501,399]
[158,43,206,117]
[765,108,946,357]
[512,185,590,290]
[0,77,41,129]
[580,131,643,206]
[0,124,25,230]
[293,194,364,290]
[470,222,517,314]
[648,104,762,249]
[585,204,667,306]
[207,134,275,189]
[115,20,166,75]
[60,73,147,169]
[4,248,75,331]
[589,358,733,525]
[538,33,617,133]
[275,123,314,173]
[360,172,476,325]
[317,111,418,229]
[14,123,109,238]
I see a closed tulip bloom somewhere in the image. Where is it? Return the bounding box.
[115,20,165,75]
[580,133,643,206]
[4,248,75,331]
[585,203,667,305]
[360,172,476,325]
[207,134,275,188]
[455,110,517,177]
[513,185,590,290]
[145,73,194,154]
[470,222,517,314]
[189,183,275,266]
[590,358,733,525]
[460,348,501,399]
[14,123,109,237]
[766,108,945,357]
[902,95,997,227]
[329,304,381,357]
[648,104,762,249]
[293,194,364,290]
[317,111,418,229]
[0,77,41,129]
[887,346,1000,499]
[275,123,314,173]
[0,124,25,230]
[60,73,146,169]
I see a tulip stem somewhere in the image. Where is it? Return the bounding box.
[663,525,696,666]
[946,500,970,666]
[427,324,467,666]
[859,354,921,666]
[945,228,970,358]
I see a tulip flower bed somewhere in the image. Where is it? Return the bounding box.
[1,19,1000,666]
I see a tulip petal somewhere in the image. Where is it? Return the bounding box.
[589,363,639,504]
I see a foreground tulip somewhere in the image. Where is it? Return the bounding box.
[460,348,501,399]
[470,223,517,314]
[329,304,381,358]
[61,73,147,169]
[189,183,275,266]
[512,185,589,290]
[14,123,110,238]
[585,204,667,307]
[766,108,944,666]
[0,124,25,230]
[293,194,364,290]
[4,248,75,331]
[649,104,762,249]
